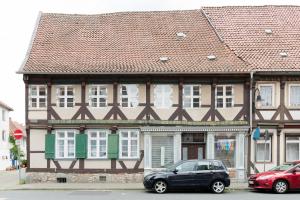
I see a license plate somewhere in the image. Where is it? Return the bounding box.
[249,181,254,184]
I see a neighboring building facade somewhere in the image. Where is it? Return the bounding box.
[203,5,300,174]
[9,119,27,161]
[19,10,251,182]
[0,101,13,170]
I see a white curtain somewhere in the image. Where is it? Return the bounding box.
[125,84,139,107]
[290,86,300,106]
[154,85,173,108]
[260,86,272,106]
[286,143,299,162]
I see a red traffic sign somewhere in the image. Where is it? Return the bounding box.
[13,129,23,140]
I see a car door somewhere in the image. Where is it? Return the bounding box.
[288,165,300,189]
[167,161,197,188]
[193,160,213,187]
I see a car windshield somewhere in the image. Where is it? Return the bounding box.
[269,164,292,171]
[165,162,181,171]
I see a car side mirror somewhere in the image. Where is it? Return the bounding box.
[173,169,178,174]
[292,169,297,174]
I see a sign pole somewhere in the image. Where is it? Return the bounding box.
[17,141,21,184]
[13,129,23,184]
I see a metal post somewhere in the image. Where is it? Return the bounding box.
[16,141,21,184]
[263,135,267,172]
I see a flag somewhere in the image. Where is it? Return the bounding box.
[253,127,260,141]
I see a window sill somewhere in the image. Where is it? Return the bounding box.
[256,106,277,110]
[86,158,108,160]
[255,161,273,164]
[28,108,47,111]
[118,157,140,161]
[54,158,76,160]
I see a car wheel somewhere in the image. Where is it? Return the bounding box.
[211,180,225,194]
[273,180,288,194]
[153,180,167,194]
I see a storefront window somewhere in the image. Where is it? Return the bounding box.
[214,134,236,168]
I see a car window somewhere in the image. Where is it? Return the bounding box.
[175,162,196,172]
[195,161,211,171]
[295,166,300,172]
[213,161,225,170]
[269,164,292,171]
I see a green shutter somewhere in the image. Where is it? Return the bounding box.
[76,134,87,159]
[45,134,55,159]
[108,134,119,159]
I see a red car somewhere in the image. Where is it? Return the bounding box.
[249,163,300,193]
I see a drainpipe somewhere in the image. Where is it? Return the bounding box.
[247,71,254,176]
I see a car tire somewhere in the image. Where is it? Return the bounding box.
[273,180,288,194]
[211,180,225,194]
[153,180,168,194]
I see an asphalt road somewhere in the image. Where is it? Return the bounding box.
[0,190,300,200]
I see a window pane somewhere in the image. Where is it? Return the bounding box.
[131,132,138,138]
[215,134,236,168]
[256,142,271,162]
[59,88,65,96]
[39,98,46,107]
[286,142,299,162]
[195,161,210,171]
[58,132,65,138]
[121,132,128,138]
[226,86,232,96]
[183,86,191,96]
[39,87,46,96]
[176,161,196,172]
[31,98,37,107]
[183,98,191,108]
[260,86,273,107]
[91,98,97,107]
[67,98,74,107]
[68,140,75,157]
[67,87,74,96]
[122,86,127,95]
[290,86,300,106]
[193,86,199,96]
[31,86,37,96]
[99,98,106,107]
[99,132,106,138]
[59,98,64,107]
[91,87,97,95]
[67,132,74,138]
[193,98,200,107]
[216,87,223,96]
[216,98,223,108]
[122,98,128,107]
[226,98,232,107]
[99,87,107,95]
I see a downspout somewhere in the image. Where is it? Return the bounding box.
[247,71,254,176]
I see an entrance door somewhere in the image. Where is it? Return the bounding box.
[182,144,205,160]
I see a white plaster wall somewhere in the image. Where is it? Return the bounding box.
[30,129,47,151]
[0,107,11,170]
[234,84,244,105]
[260,111,276,120]
[185,108,210,121]
[217,107,242,121]
[88,107,112,119]
[30,153,47,168]
[28,110,47,120]
[201,85,211,105]
[85,160,111,169]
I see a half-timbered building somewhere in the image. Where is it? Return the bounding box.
[203,5,300,174]
[18,10,252,182]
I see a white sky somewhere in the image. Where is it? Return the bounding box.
[0,0,299,123]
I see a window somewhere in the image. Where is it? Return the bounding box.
[259,84,274,107]
[195,161,211,171]
[2,110,5,121]
[89,85,107,107]
[256,137,272,162]
[2,131,6,142]
[289,84,300,107]
[56,130,76,159]
[57,86,74,108]
[154,85,173,108]
[119,130,139,159]
[88,130,108,158]
[152,136,174,168]
[286,136,300,162]
[29,85,47,108]
[176,161,196,172]
[120,84,139,107]
[214,134,236,168]
[183,85,201,108]
[216,85,233,108]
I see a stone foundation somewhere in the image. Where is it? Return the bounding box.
[26,172,144,183]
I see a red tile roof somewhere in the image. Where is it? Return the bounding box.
[9,119,26,137]
[202,5,300,72]
[19,10,249,74]
[0,100,13,111]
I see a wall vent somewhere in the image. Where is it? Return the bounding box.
[57,177,67,183]
[99,176,107,182]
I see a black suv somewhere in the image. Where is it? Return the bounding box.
[143,160,230,194]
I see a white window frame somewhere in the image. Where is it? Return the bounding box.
[285,136,300,162]
[2,130,6,142]
[120,84,139,108]
[255,137,272,162]
[29,85,47,108]
[288,84,300,107]
[154,84,173,109]
[2,109,5,121]
[55,130,77,159]
[88,85,108,108]
[87,129,109,159]
[56,85,75,108]
[258,84,275,108]
[118,129,140,159]
[215,85,234,108]
[183,85,201,108]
